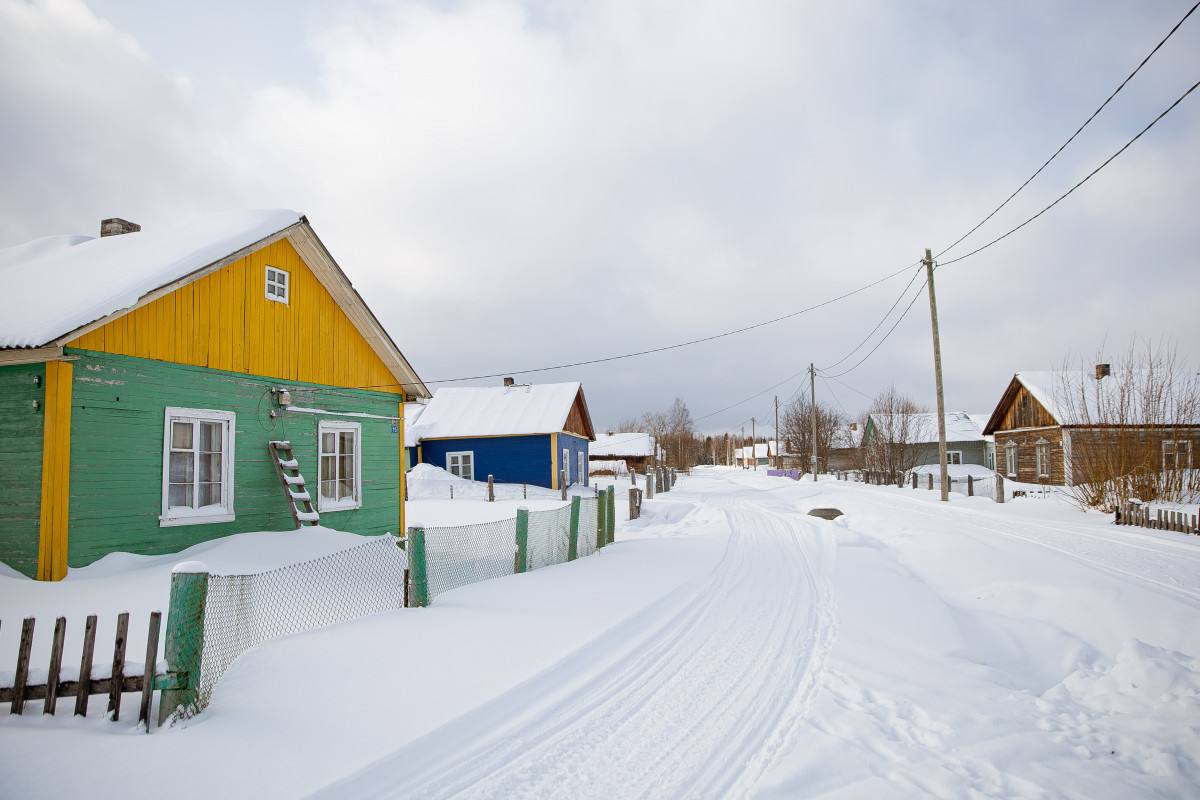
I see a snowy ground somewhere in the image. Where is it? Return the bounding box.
[1,468,1198,798]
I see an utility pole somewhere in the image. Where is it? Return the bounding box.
[924,248,949,502]
[809,363,818,481]
[741,425,746,469]
[774,395,780,469]
[751,417,757,470]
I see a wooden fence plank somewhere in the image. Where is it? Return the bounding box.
[11,618,35,715]
[74,614,98,716]
[44,616,67,714]
[138,612,161,730]
[108,612,129,720]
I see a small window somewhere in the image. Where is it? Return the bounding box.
[1163,440,1192,471]
[578,452,586,487]
[447,451,474,481]
[161,408,235,526]
[1005,441,1018,478]
[265,266,289,304]
[946,451,963,465]
[563,448,571,485]
[1035,439,1050,479]
[319,421,361,511]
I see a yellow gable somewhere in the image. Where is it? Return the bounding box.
[69,238,402,394]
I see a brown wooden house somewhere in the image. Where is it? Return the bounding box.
[982,369,1200,486]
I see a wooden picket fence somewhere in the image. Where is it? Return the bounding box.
[1,611,176,729]
[1115,502,1200,535]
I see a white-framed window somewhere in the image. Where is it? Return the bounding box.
[1005,441,1018,477]
[1035,438,1050,478]
[947,450,963,465]
[1163,440,1192,471]
[265,266,289,304]
[447,451,474,481]
[563,448,571,485]
[578,452,586,487]
[319,421,361,511]
[161,408,235,527]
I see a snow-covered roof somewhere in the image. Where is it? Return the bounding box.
[591,432,656,457]
[0,209,302,348]
[869,412,986,444]
[403,402,427,447]
[411,382,590,440]
[833,423,864,449]
[736,441,777,459]
[1008,370,1200,427]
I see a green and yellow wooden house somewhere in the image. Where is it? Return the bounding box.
[0,211,428,580]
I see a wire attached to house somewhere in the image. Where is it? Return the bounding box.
[934,0,1200,260]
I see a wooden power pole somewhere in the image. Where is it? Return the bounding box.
[924,248,949,501]
[774,395,780,469]
[751,417,757,470]
[809,363,818,481]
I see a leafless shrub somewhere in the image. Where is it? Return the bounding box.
[861,387,930,476]
[1056,339,1200,509]
[781,398,846,473]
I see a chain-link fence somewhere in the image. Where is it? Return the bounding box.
[195,534,407,712]
[528,504,572,570]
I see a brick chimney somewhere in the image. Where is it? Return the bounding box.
[1095,363,1111,380]
[502,377,515,387]
[101,218,140,237]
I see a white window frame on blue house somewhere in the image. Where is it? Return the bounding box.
[447,451,474,481]
[578,452,586,487]
[318,420,362,512]
[160,407,236,527]
[563,447,571,485]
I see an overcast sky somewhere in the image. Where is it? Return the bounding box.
[2,0,1197,435]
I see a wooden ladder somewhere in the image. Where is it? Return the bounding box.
[268,440,320,528]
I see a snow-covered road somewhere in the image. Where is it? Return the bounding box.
[3,468,1198,799]
[315,474,839,798]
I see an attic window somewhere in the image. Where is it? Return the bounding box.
[265,266,289,304]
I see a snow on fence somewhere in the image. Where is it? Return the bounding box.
[1,610,167,729]
[1115,501,1200,535]
[409,490,616,605]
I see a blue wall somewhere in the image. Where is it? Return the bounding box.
[419,434,590,488]
[560,433,590,487]
[421,434,553,487]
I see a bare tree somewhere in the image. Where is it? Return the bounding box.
[1055,338,1200,509]
[781,398,846,474]
[861,387,930,476]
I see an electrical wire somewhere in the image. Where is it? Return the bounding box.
[818,265,924,371]
[820,274,929,379]
[935,0,1200,259]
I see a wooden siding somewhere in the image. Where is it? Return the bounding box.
[559,432,590,486]
[992,383,1058,432]
[68,238,402,394]
[420,434,555,488]
[994,428,1066,485]
[64,350,402,568]
[1067,427,1200,486]
[37,361,73,581]
[563,394,593,440]
[0,363,46,578]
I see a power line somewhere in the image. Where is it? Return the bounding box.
[356,261,919,390]
[935,0,1200,259]
[939,76,1200,268]
[820,275,929,379]
[818,265,923,371]
[693,367,810,423]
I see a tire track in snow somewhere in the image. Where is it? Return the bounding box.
[309,491,838,800]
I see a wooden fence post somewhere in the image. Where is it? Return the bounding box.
[967,475,974,496]
[407,527,429,609]
[138,611,161,731]
[597,491,608,550]
[644,470,654,500]
[995,473,1005,503]
[108,612,129,721]
[74,615,97,716]
[159,563,207,726]
[44,616,67,715]
[487,475,494,502]
[927,473,933,491]
[560,469,568,501]
[607,487,616,544]
[514,508,529,573]
[568,496,581,561]
[10,617,35,715]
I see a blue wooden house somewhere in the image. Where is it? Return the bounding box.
[410,381,595,489]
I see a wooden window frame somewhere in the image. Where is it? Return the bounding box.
[563,447,571,485]
[1163,439,1192,471]
[1005,441,1018,478]
[946,450,963,465]
[160,407,236,527]
[578,451,586,487]
[318,420,362,512]
[1035,438,1051,479]
[446,450,474,481]
[265,265,290,305]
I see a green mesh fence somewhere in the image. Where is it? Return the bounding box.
[193,534,406,714]
[576,496,599,559]
[527,504,572,570]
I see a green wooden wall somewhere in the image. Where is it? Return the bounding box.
[0,363,46,577]
[65,349,402,569]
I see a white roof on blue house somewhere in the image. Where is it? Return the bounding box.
[411,382,592,441]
